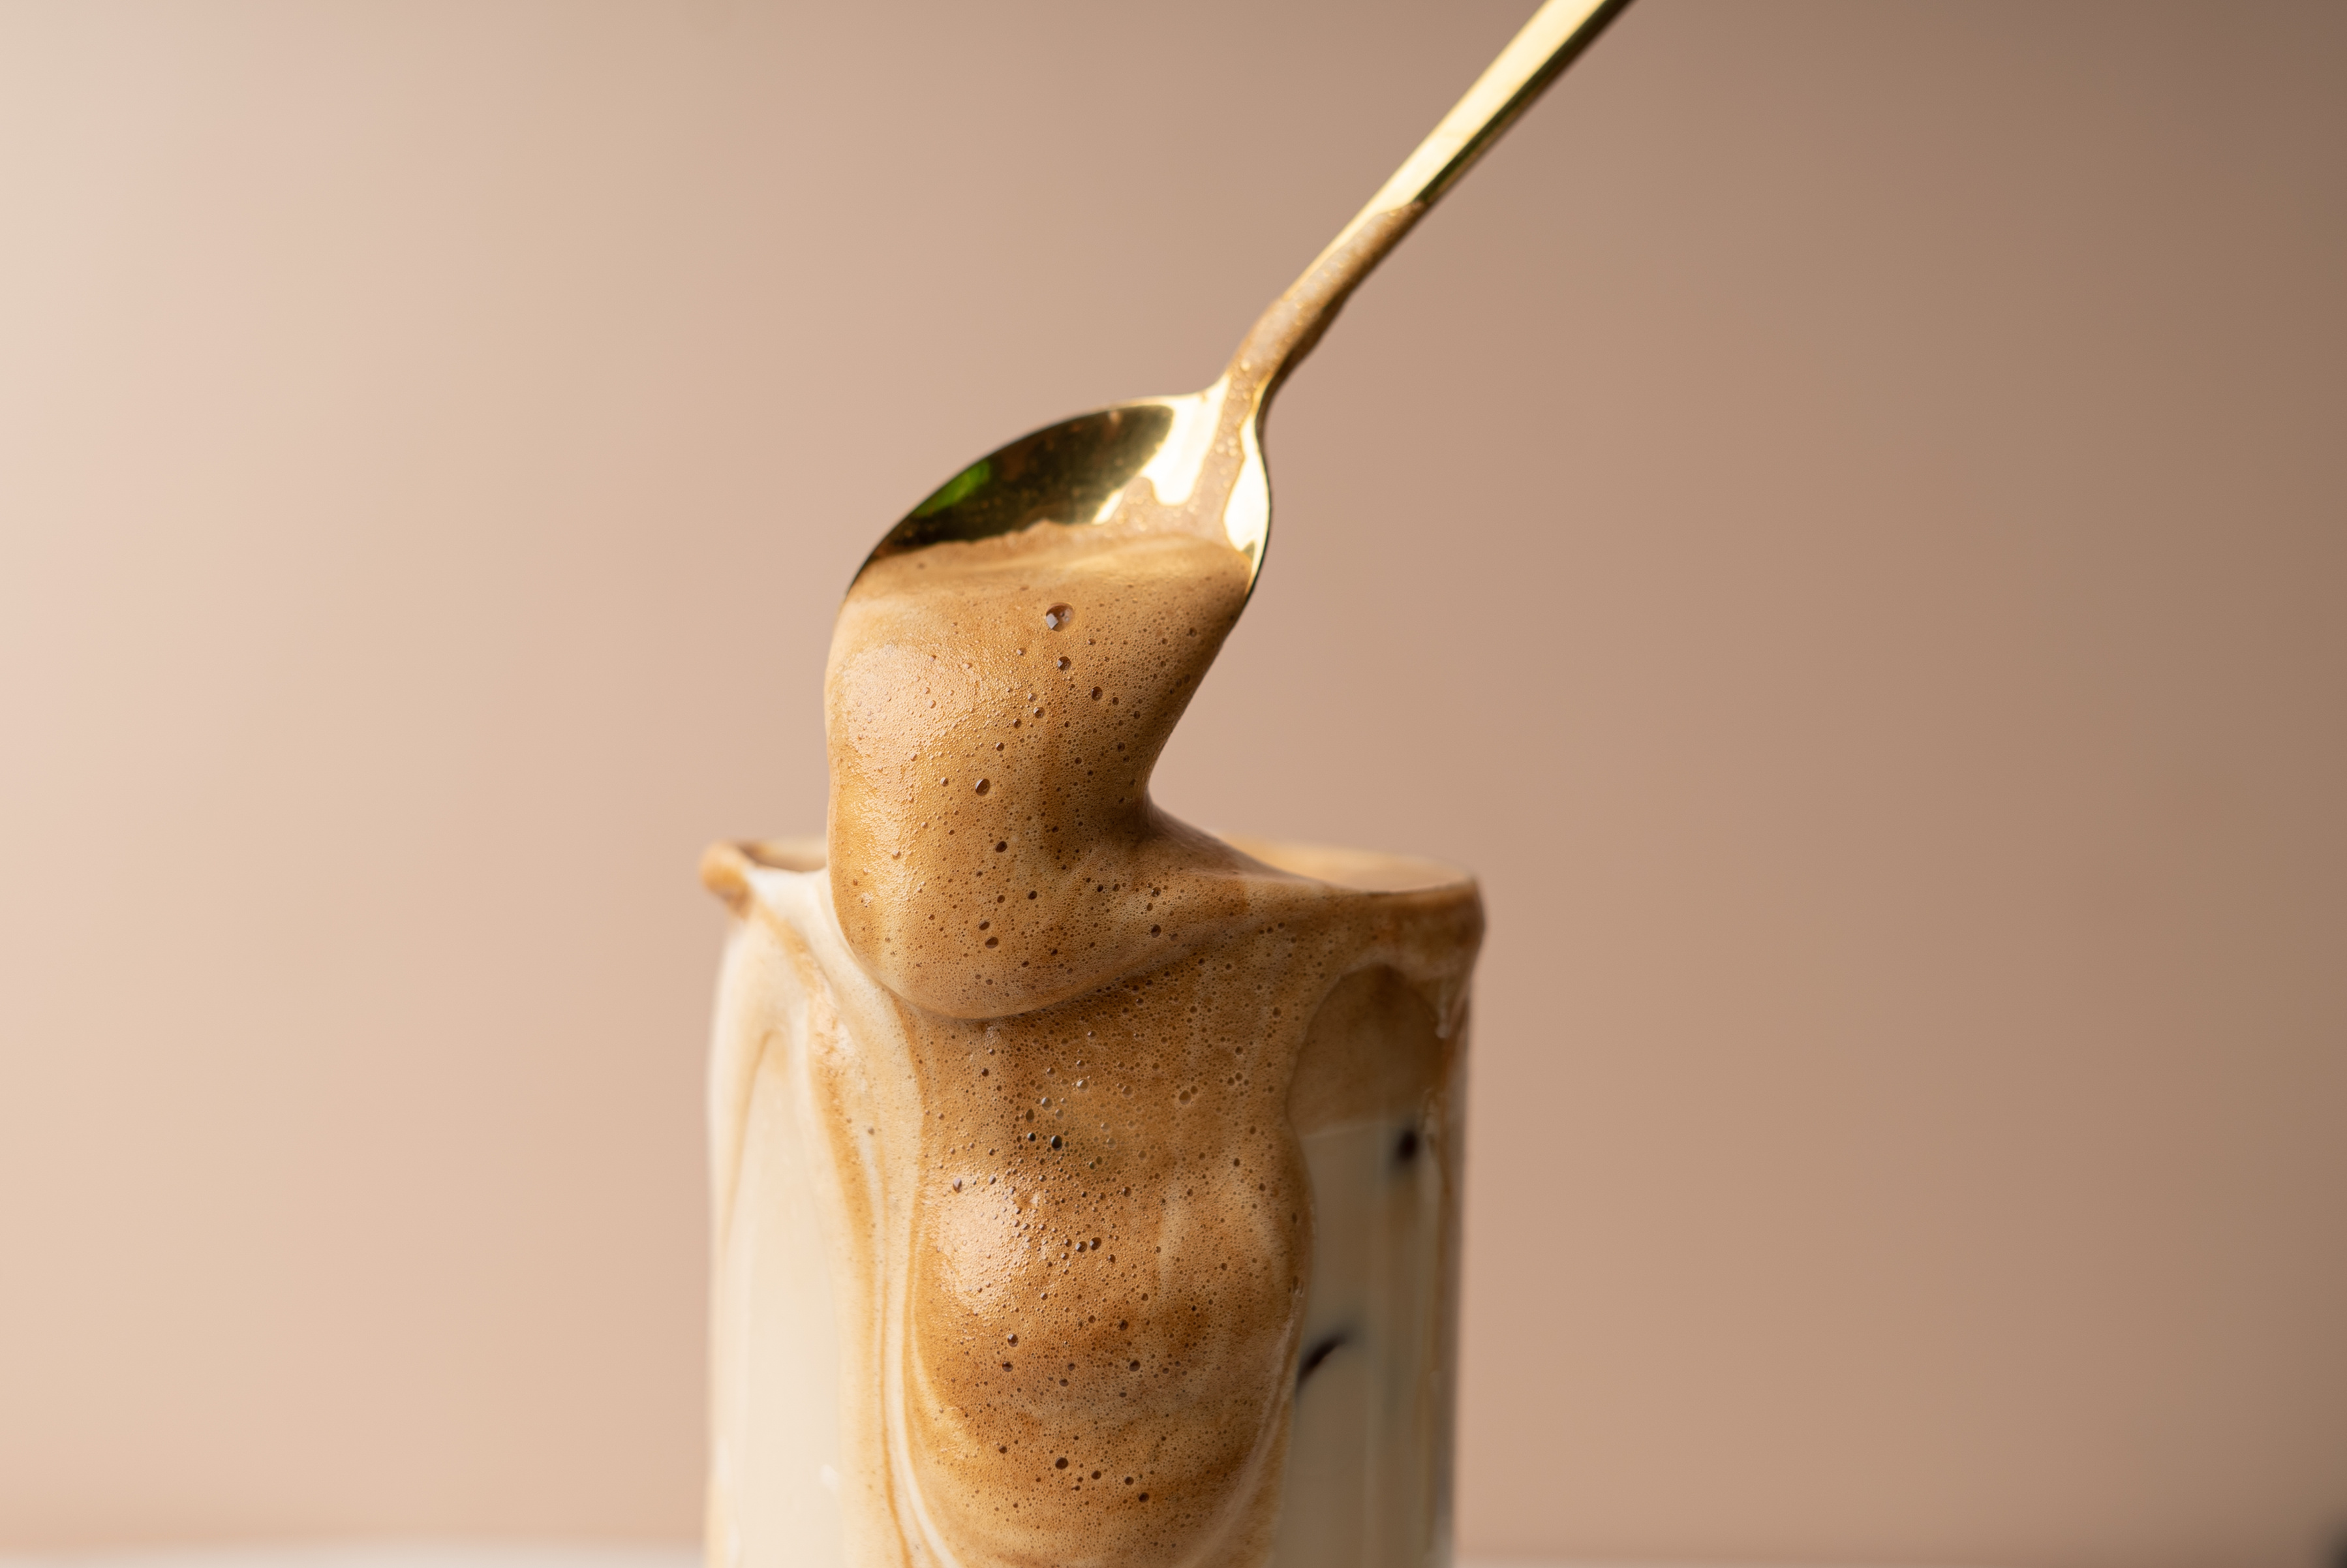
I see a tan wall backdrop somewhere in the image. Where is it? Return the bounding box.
[3,2,2343,1564]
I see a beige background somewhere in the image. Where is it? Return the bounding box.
[4,0,2344,1563]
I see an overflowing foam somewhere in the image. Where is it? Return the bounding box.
[707,518,1478,1568]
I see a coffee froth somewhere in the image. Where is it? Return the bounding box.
[826,520,1261,1020]
[706,511,1480,1568]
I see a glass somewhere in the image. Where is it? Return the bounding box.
[702,836,1482,1568]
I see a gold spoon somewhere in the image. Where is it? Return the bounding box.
[853,0,1633,591]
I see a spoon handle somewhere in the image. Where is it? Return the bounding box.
[1231,0,1632,391]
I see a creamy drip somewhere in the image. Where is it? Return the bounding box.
[783,517,1477,1567]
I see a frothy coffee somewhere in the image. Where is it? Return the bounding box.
[825,521,1259,1019]
[693,515,1480,1568]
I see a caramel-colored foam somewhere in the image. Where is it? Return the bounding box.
[782,519,1477,1567]
[826,521,1263,1019]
